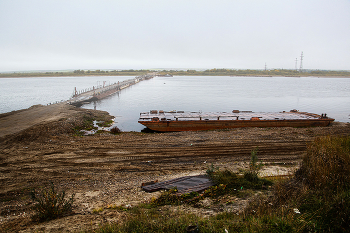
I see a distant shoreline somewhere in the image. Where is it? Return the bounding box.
[1,69,350,78]
[1,74,350,78]
[1,75,349,79]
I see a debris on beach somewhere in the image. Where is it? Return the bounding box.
[141,175,215,194]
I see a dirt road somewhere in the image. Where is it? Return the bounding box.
[0,104,78,138]
[0,104,349,232]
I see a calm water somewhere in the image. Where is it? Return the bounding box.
[0,76,131,113]
[1,76,349,131]
[83,76,350,131]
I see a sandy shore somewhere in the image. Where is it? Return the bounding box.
[1,104,349,232]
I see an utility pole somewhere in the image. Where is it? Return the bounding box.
[299,52,304,72]
[295,58,298,71]
[265,62,267,71]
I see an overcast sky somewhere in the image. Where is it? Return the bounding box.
[1,0,349,72]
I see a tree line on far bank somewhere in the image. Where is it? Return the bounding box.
[163,68,350,77]
[1,68,349,78]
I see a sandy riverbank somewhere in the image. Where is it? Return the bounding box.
[1,104,349,232]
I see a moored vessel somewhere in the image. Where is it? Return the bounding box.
[138,110,334,132]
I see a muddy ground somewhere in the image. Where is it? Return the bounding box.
[0,104,349,232]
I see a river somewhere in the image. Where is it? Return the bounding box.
[1,75,349,131]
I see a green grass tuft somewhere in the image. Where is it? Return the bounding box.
[30,182,74,222]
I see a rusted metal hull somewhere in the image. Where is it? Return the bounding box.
[139,118,333,132]
[138,110,334,132]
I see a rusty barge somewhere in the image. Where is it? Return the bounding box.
[138,110,334,132]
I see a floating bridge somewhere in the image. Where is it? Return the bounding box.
[68,73,155,106]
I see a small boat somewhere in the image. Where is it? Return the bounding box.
[138,110,334,132]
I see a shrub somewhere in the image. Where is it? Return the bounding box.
[256,136,350,232]
[30,182,74,222]
[293,136,350,232]
[205,163,218,177]
[296,136,350,191]
[110,126,121,134]
[244,147,263,182]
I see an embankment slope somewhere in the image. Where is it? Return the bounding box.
[1,104,350,232]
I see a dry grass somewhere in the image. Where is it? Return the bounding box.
[90,136,350,232]
[246,135,350,232]
[297,136,350,190]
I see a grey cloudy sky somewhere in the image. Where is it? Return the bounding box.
[1,0,349,72]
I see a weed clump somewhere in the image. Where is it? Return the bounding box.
[244,147,263,182]
[250,136,350,232]
[294,136,350,232]
[110,126,122,134]
[30,182,74,222]
[97,119,114,127]
[151,150,272,208]
[205,163,218,177]
[296,136,350,190]
[208,148,272,191]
